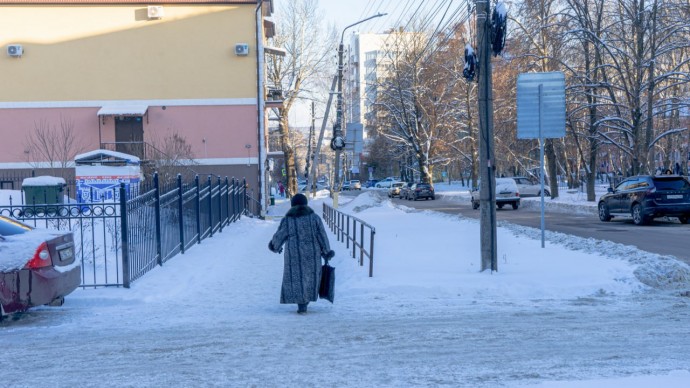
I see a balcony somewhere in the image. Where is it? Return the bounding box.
[266,87,284,108]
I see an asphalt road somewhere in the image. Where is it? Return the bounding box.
[385,193,690,265]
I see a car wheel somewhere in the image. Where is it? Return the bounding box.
[431,196,435,200]
[598,202,612,222]
[539,189,550,196]
[512,202,519,210]
[632,204,649,225]
[497,204,504,209]
[678,216,689,224]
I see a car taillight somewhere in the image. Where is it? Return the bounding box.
[516,191,520,197]
[26,241,52,269]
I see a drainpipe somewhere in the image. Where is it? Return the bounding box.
[255,1,266,217]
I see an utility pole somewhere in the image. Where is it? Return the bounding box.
[332,36,346,207]
[477,0,497,272]
[332,13,386,208]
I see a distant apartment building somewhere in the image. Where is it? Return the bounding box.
[0,0,281,213]
[343,31,416,179]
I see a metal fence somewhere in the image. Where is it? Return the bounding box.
[322,203,376,277]
[0,173,251,288]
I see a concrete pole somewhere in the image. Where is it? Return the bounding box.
[333,40,345,208]
[477,0,497,272]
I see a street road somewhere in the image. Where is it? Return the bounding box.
[386,193,690,265]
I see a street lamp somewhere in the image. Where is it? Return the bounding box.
[332,12,386,207]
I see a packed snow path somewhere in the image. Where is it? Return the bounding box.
[2,193,689,387]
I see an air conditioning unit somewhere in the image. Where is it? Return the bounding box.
[235,43,249,56]
[7,44,23,57]
[147,6,164,19]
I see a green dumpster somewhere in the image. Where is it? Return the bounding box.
[22,176,66,205]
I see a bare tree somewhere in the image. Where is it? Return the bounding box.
[372,26,466,185]
[24,115,85,177]
[266,0,336,196]
[510,0,570,198]
[147,130,198,182]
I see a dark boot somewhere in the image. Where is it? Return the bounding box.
[297,303,308,314]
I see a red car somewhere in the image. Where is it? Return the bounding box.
[0,215,81,320]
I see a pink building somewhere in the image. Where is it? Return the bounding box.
[0,0,281,214]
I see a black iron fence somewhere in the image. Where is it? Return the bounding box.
[322,203,376,277]
[0,173,251,288]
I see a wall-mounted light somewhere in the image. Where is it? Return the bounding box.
[245,144,252,166]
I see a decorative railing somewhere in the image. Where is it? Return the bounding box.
[322,203,376,277]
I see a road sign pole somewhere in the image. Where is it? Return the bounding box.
[539,84,545,248]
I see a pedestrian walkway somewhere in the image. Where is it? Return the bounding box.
[2,189,688,387]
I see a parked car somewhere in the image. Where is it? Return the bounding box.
[375,177,402,189]
[407,183,435,201]
[299,183,329,192]
[400,182,415,200]
[364,179,379,188]
[597,175,690,225]
[512,176,550,197]
[388,182,406,198]
[471,178,520,210]
[0,216,81,320]
[340,181,351,191]
[349,180,362,190]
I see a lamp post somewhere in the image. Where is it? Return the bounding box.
[332,13,386,207]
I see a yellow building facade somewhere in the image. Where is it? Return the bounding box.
[0,0,277,213]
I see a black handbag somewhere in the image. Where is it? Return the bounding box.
[319,262,335,303]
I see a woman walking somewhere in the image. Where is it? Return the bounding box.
[268,193,334,314]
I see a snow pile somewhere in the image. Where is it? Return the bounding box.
[21,176,66,186]
[634,258,690,291]
[338,193,645,301]
[2,186,690,387]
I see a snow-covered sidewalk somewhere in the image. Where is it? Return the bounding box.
[1,190,689,387]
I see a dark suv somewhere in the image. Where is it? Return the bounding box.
[597,175,690,225]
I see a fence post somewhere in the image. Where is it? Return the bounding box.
[231,178,236,222]
[220,177,228,231]
[177,174,185,254]
[207,175,213,237]
[119,183,130,288]
[217,176,222,232]
[346,215,350,249]
[242,178,247,216]
[153,173,163,266]
[352,219,356,258]
[369,230,375,277]
[195,175,201,244]
[360,223,364,265]
[226,177,231,224]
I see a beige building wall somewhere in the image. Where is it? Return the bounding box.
[0,5,257,101]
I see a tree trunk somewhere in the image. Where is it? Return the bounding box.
[545,139,559,198]
[279,114,297,197]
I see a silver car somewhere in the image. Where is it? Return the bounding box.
[512,176,550,197]
[471,178,520,210]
